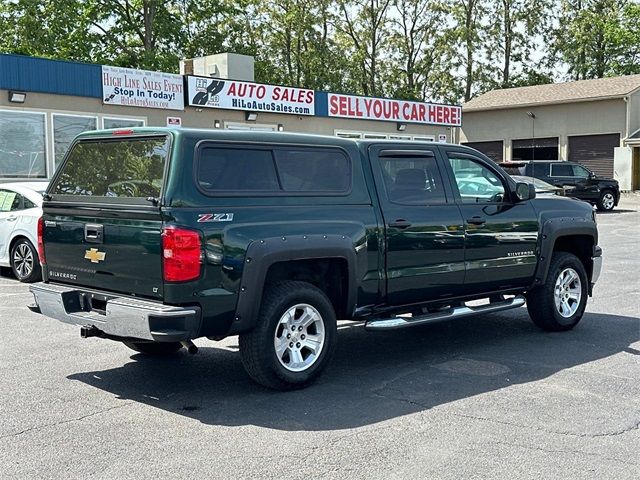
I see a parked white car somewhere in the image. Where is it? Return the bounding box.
[0,182,48,282]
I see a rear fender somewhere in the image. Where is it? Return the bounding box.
[230,234,360,333]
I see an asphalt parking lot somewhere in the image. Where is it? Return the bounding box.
[1,196,639,480]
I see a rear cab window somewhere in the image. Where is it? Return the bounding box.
[49,135,170,204]
[196,144,351,195]
[378,155,447,205]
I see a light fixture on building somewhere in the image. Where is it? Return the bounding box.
[397,122,407,132]
[526,111,536,119]
[195,107,203,113]
[245,112,258,122]
[214,119,221,129]
[8,91,26,103]
[277,124,284,132]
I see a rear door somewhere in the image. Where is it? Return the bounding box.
[368,145,465,306]
[43,134,171,300]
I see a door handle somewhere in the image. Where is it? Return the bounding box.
[7,216,17,222]
[389,219,412,229]
[466,216,486,226]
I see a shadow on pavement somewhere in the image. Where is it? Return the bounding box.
[68,309,639,431]
[597,208,637,214]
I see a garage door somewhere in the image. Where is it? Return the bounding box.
[462,141,504,162]
[568,134,619,178]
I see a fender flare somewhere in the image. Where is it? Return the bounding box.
[229,234,361,333]
[533,217,597,286]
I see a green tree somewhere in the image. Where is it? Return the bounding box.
[337,0,392,96]
[485,0,553,88]
[449,0,490,102]
[384,0,456,101]
[552,0,640,80]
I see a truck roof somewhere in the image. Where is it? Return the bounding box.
[75,127,446,148]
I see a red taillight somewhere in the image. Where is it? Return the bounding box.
[37,216,46,265]
[112,129,134,136]
[162,227,202,282]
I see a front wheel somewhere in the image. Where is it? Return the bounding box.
[239,281,337,390]
[596,190,615,211]
[526,252,588,331]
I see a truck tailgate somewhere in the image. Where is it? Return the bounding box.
[42,207,164,300]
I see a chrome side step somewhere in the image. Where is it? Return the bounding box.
[364,295,526,331]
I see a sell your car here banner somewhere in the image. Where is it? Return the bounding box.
[327,92,462,127]
[102,66,184,110]
[187,76,315,115]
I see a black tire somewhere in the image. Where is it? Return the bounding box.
[526,252,588,331]
[123,341,183,355]
[10,238,41,283]
[239,281,337,390]
[596,189,615,211]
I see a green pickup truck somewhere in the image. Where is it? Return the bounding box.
[29,128,602,390]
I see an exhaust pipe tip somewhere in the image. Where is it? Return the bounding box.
[181,340,198,354]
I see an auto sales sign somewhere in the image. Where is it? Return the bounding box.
[187,76,314,115]
[102,65,184,110]
[327,93,462,127]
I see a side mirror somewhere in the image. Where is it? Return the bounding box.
[515,182,536,201]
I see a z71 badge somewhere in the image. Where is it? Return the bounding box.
[197,213,234,223]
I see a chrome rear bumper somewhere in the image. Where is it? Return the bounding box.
[29,282,200,342]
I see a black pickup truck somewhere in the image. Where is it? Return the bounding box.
[30,128,602,390]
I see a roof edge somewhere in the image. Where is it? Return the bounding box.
[463,94,627,113]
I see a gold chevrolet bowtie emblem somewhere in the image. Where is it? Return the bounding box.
[84,248,106,263]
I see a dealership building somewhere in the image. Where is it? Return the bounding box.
[460,75,640,190]
[0,53,460,181]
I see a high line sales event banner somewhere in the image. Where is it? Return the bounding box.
[102,65,185,110]
[187,76,315,116]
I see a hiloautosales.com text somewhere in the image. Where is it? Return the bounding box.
[231,99,311,114]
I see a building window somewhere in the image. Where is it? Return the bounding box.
[512,137,559,161]
[336,130,437,142]
[224,122,277,132]
[0,110,47,178]
[412,136,435,142]
[335,131,363,139]
[462,140,504,162]
[103,117,145,129]
[53,114,98,166]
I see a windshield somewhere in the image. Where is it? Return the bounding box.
[50,136,169,200]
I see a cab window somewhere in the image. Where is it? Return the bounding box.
[378,155,447,205]
[448,156,506,203]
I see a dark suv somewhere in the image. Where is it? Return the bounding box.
[29,128,602,390]
[500,160,620,211]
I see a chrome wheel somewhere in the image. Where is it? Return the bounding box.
[602,192,615,210]
[553,267,582,318]
[273,303,326,372]
[12,243,34,279]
